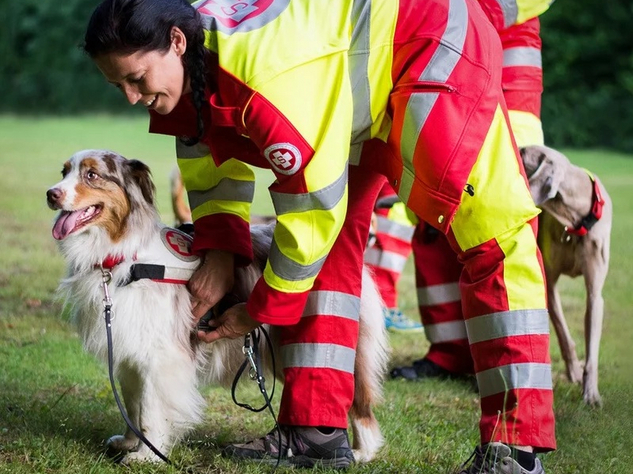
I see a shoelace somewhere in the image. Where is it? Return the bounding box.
[460,445,501,474]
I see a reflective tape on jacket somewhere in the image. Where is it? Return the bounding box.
[503,46,542,68]
[270,166,347,216]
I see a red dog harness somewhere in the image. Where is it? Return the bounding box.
[565,170,605,237]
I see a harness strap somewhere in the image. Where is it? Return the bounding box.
[565,170,605,237]
[121,263,195,286]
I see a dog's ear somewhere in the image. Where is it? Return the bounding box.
[125,159,156,205]
[520,146,564,206]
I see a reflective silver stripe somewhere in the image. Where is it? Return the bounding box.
[417,282,461,306]
[465,309,550,344]
[399,0,468,198]
[176,139,211,159]
[187,178,255,210]
[349,142,364,166]
[303,290,361,321]
[163,267,196,282]
[268,238,326,281]
[477,363,552,397]
[425,320,467,343]
[376,216,415,241]
[196,0,290,36]
[364,247,408,273]
[282,343,356,374]
[503,47,542,68]
[495,0,519,28]
[270,167,347,216]
[349,0,373,145]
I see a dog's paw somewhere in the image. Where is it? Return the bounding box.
[567,362,584,385]
[107,434,139,453]
[120,451,163,465]
[583,386,603,407]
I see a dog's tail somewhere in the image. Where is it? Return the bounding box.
[350,267,389,462]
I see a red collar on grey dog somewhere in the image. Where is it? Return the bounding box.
[565,170,604,237]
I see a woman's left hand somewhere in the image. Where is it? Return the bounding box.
[197,302,261,343]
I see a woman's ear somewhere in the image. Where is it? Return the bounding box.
[171,26,187,57]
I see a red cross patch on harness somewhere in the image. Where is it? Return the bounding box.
[264,142,302,175]
[160,228,198,262]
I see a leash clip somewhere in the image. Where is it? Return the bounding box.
[242,334,258,380]
[561,228,572,243]
[99,264,114,321]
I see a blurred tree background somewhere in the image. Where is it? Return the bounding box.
[1,0,631,151]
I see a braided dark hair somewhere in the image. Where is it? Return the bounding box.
[84,0,207,144]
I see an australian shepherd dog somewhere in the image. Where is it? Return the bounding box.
[46,149,388,464]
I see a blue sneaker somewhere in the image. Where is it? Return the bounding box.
[384,308,424,333]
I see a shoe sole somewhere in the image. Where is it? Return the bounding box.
[233,450,354,470]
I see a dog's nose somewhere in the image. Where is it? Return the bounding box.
[47,188,63,208]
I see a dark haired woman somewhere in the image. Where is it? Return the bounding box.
[85,0,555,472]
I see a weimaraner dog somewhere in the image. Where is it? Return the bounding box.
[520,145,612,406]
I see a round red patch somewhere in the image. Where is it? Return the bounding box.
[264,142,302,175]
[161,228,198,262]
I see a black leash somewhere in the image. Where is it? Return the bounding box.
[100,268,172,464]
[231,327,282,468]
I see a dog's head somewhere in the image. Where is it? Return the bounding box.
[46,150,156,242]
[520,145,570,206]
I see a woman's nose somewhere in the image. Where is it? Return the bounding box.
[121,84,142,105]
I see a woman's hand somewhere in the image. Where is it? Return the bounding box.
[197,303,261,343]
[188,249,235,324]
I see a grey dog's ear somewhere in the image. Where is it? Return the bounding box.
[520,146,564,206]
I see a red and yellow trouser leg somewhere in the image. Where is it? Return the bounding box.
[412,222,474,374]
[364,180,414,309]
[446,107,555,450]
[411,14,546,379]
[277,165,384,428]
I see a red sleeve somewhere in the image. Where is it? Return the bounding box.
[246,277,310,326]
[192,214,253,267]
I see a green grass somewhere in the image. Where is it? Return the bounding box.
[1,116,632,473]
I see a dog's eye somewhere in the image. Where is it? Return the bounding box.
[86,170,99,181]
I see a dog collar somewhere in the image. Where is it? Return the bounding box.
[99,254,127,270]
[565,169,604,237]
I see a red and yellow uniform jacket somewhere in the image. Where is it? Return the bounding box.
[148,0,548,326]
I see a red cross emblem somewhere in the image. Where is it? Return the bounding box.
[264,143,302,175]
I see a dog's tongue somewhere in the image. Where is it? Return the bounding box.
[52,210,81,240]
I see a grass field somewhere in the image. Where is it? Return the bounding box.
[1,116,632,474]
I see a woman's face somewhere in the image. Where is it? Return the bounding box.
[93,27,190,115]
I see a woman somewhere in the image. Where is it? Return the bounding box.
[84,0,555,472]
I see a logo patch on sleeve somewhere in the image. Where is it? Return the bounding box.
[160,228,198,262]
[264,143,302,175]
[197,0,289,34]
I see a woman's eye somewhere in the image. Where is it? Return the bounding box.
[129,76,144,84]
